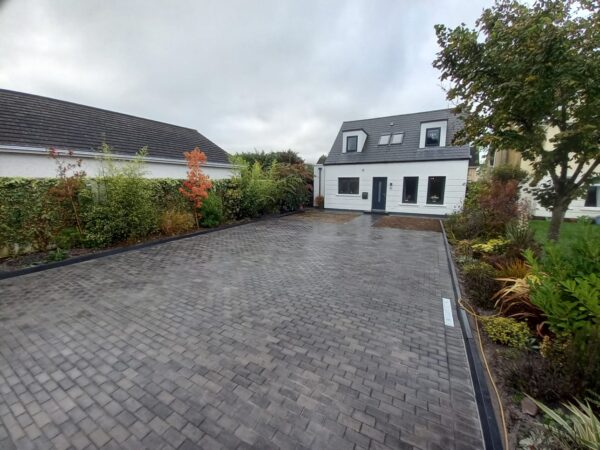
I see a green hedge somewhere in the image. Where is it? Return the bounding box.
[0,169,308,255]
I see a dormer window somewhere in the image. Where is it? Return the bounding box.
[419,120,447,148]
[346,136,358,152]
[425,127,441,147]
[378,134,390,145]
[391,133,404,144]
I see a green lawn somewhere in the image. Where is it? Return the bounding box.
[529,219,600,247]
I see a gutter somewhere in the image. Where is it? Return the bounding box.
[0,145,233,169]
[440,220,504,450]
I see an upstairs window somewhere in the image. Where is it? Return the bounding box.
[346,136,358,152]
[338,177,359,195]
[585,186,599,207]
[378,134,390,145]
[391,133,404,144]
[425,127,441,147]
[403,177,418,203]
[426,176,446,204]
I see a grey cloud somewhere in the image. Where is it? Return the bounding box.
[0,0,492,163]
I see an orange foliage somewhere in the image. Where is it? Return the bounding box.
[179,148,212,209]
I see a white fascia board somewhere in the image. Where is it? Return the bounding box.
[0,145,234,169]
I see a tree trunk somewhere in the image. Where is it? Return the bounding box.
[548,202,568,242]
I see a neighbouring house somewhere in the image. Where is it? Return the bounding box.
[488,129,600,219]
[314,109,473,216]
[0,89,233,179]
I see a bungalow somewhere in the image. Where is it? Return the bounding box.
[0,89,233,179]
[314,109,473,215]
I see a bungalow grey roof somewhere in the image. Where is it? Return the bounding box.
[0,89,230,164]
[325,108,471,165]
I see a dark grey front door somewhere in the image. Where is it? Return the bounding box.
[372,177,387,211]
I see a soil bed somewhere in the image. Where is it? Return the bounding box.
[373,215,442,232]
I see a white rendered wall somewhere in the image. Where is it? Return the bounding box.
[0,152,233,180]
[322,160,469,215]
[522,185,600,219]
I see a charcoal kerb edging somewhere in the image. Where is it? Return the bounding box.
[439,219,504,450]
[0,209,303,280]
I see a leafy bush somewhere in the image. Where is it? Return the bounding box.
[199,192,223,228]
[530,395,600,450]
[159,209,195,236]
[54,227,82,250]
[503,351,572,403]
[490,164,528,184]
[481,316,531,349]
[80,148,158,247]
[314,195,324,208]
[527,229,600,338]
[461,260,499,309]
[472,238,509,255]
[505,219,539,258]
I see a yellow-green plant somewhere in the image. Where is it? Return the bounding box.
[481,316,531,349]
[472,238,509,254]
[528,395,600,450]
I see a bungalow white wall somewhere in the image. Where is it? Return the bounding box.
[0,147,233,180]
[316,159,468,215]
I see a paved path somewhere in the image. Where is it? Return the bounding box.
[0,213,483,449]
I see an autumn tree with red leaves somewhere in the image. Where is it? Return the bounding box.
[179,148,212,228]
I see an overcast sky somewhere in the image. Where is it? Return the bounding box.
[0,0,493,163]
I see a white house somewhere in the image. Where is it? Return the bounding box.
[314,109,473,215]
[0,89,233,179]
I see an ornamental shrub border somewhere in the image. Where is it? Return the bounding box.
[0,173,308,256]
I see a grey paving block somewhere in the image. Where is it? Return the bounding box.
[0,214,483,449]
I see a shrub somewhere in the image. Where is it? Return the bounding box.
[490,164,528,184]
[505,219,539,259]
[199,192,223,228]
[472,238,509,255]
[80,147,158,246]
[461,260,499,309]
[481,316,531,349]
[159,209,195,236]
[314,195,324,208]
[503,351,572,403]
[529,395,600,449]
[527,229,600,339]
[212,178,242,221]
[54,227,82,250]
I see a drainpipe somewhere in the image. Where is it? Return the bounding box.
[318,167,322,197]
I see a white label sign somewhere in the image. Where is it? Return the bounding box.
[442,298,454,327]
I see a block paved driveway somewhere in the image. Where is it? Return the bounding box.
[0,213,483,449]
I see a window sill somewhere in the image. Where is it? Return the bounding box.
[581,207,600,211]
[424,204,446,207]
[399,203,419,207]
[336,194,361,197]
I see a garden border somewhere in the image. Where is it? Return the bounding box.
[0,210,303,280]
[440,220,504,450]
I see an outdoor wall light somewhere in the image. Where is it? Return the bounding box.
[389,182,393,188]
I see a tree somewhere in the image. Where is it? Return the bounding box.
[434,0,600,241]
[236,149,304,168]
[179,148,212,227]
[317,154,327,164]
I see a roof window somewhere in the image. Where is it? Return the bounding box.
[391,133,404,144]
[378,134,390,145]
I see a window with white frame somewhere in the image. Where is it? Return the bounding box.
[346,136,358,152]
[338,177,359,195]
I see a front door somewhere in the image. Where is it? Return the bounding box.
[371,177,387,211]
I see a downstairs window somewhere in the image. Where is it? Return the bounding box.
[426,176,446,204]
[338,177,359,195]
[402,177,418,203]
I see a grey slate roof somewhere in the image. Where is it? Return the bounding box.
[325,108,471,165]
[0,89,230,164]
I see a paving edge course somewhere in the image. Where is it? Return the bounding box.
[439,219,504,450]
[0,210,303,280]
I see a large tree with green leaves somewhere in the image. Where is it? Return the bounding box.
[434,0,600,241]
